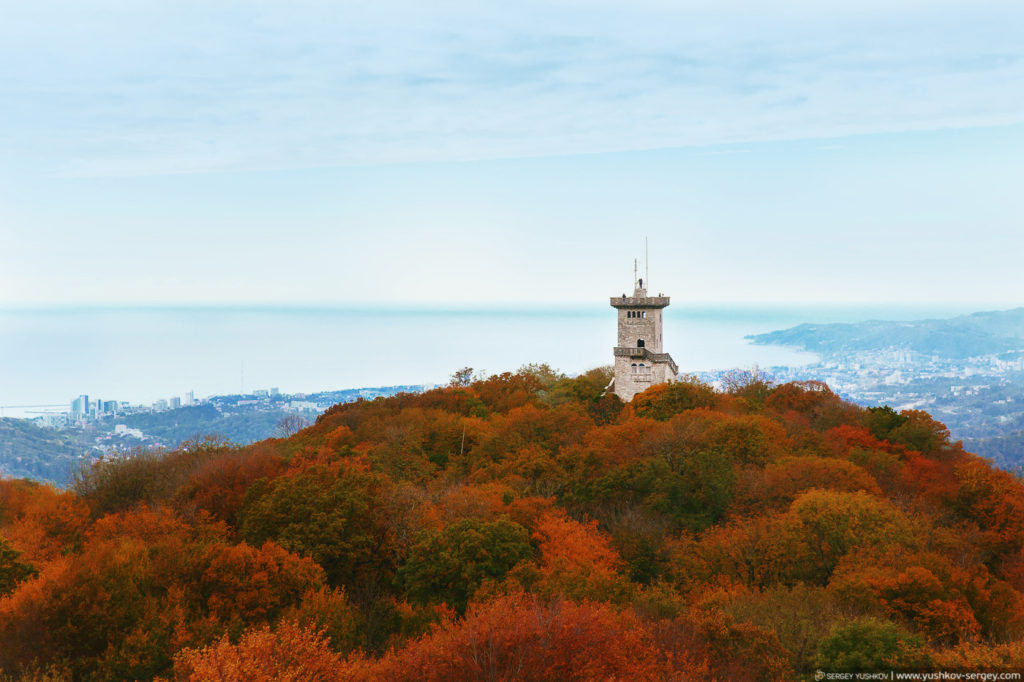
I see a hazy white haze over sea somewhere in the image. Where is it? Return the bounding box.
[0,303,990,417]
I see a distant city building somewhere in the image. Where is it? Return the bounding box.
[270,387,280,397]
[254,389,269,398]
[169,396,181,410]
[114,424,144,439]
[103,400,117,414]
[71,395,89,418]
[42,414,68,428]
[184,391,194,406]
[608,270,678,402]
[153,399,168,411]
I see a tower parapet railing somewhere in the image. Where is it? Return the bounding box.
[609,296,670,308]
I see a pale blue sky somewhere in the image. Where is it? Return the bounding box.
[2,0,1023,305]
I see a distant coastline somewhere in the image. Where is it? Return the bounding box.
[748,307,1024,471]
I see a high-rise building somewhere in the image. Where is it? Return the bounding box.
[270,387,280,397]
[184,390,194,406]
[71,395,89,418]
[609,271,677,402]
[169,396,181,410]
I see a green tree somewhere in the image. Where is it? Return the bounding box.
[400,516,534,612]
[240,465,392,600]
[543,367,612,405]
[863,405,909,441]
[888,410,951,456]
[570,447,736,533]
[815,617,929,672]
[0,538,36,596]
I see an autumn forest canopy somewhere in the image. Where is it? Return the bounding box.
[4,365,1024,680]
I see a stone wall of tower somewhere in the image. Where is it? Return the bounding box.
[616,307,664,352]
[612,353,676,402]
[613,354,640,402]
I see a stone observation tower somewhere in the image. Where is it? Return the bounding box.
[608,263,678,402]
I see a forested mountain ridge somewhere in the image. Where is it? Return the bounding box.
[2,366,1024,680]
[0,418,89,484]
[0,385,422,488]
[748,306,1024,358]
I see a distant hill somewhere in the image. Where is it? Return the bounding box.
[0,385,426,487]
[117,404,296,445]
[748,307,1024,359]
[0,407,296,488]
[0,418,90,483]
[964,430,1024,474]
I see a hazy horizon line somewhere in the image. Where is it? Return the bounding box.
[0,300,1015,315]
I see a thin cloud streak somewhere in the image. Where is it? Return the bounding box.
[1,1,1023,176]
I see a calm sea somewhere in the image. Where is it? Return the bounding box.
[0,303,987,417]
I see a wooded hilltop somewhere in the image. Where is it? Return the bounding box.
[3,365,1024,680]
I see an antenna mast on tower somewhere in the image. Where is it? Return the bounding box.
[633,258,638,290]
[645,236,649,290]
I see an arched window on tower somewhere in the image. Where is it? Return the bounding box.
[637,339,645,348]
[631,363,638,373]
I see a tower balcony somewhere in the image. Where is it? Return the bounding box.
[614,347,679,375]
[609,295,670,309]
